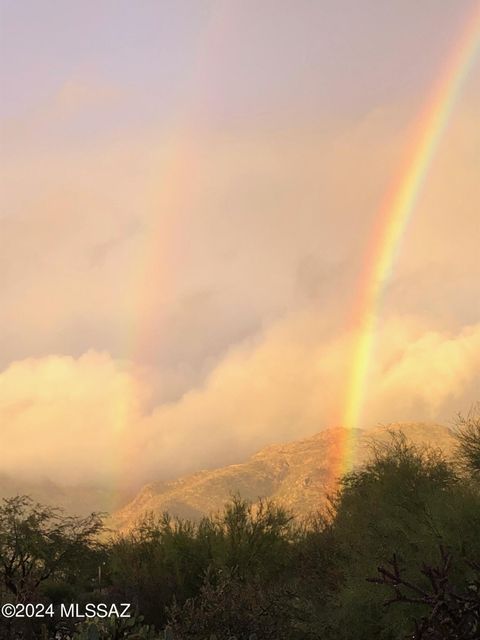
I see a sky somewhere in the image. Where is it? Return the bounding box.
[1,0,479,495]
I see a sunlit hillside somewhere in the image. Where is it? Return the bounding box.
[112,421,454,530]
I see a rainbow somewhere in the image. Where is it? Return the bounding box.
[117,3,236,500]
[129,1,234,365]
[338,3,480,475]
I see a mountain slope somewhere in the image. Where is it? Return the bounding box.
[112,422,455,530]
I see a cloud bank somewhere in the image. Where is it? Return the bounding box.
[0,313,478,490]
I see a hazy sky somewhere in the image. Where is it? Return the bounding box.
[1,0,479,492]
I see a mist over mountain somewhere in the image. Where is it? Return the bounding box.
[0,473,117,516]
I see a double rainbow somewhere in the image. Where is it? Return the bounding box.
[339,3,480,475]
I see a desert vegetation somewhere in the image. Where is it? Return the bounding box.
[1,411,479,639]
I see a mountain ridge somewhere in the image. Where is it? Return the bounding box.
[112,422,455,531]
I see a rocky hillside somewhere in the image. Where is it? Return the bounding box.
[112,422,455,531]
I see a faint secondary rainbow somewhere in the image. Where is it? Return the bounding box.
[114,2,236,500]
[338,4,480,476]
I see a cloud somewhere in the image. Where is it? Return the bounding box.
[135,315,480,481]
[2,99,478,377]
[53,78,122,117]
[368,320,480,422]
[1,74,125,153]
[1,88,479,493]
[0,352,145,486]
[0,314,478,491]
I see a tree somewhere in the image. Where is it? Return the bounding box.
[0,495,104,603]
[217,495,295,580]
[167,566,300,640]
[316,432,464,639]
[369,546,480,639]
[109,496,297,630]
[454,408,480,478]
